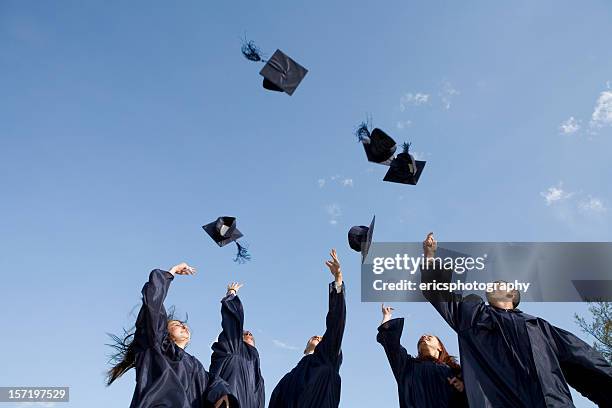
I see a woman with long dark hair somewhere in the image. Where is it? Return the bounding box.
[106,263,233,408]
[377,304,468,408]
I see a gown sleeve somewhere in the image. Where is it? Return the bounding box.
[420,264,482,332]
[313,282,346,365]
[213,293,245,354]
[133,269,174,350]
[376,317,412,382]
[206,374,238,407]
[550,324,612,405]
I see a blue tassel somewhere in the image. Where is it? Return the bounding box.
[355,119,371,142]
[241,39,264,62]
[234,241,251,264]
[402,142,412,154]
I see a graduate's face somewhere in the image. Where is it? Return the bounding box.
[243,330,255,347]
[168,320,191,343]
[304,335,322,354]
[418,334,441,358]
[486,287,518,308]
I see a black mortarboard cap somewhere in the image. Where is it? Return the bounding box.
[383,142,426,185]
[348,215,375,263]
[355,119,397,165]
[365,128,397,164]
[259,49,308,96]
[202,216,251,263]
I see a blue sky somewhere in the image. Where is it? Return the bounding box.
[1,1,611,407]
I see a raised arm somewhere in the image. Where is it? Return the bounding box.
[214,282,246,354]
[420,233,481,332]
[550,324,612,405]
[314,249,346,364]
[134,263,196,349]
[376,305,411,381]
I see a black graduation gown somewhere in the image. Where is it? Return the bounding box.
[377,318,468,408]
[268,282,346,408]
[209,293,265,408]
[130,269,231,408]
[422,266,612,408]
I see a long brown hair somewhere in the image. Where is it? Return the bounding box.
[105,306,185,386]
[416,335,461,372]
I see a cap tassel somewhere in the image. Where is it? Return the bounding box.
[355,120,371,143]
[402,142,417,175]
[402,142,412,154]
[241,39,265,62]
[234,241,251,264]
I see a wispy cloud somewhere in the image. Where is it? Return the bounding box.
[590,90,612,129]
[396,120,412,129]
[578,196,607,214]
[541,183,608,227]
[317,175,354,188]
[562,84,612,136]
[326,203,342,225]
[272,339,299,350]
[400,92,430,111]
[440,81,459,110]
[559,117,580,134]
[540,182,573,206]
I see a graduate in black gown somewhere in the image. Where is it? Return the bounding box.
[268,249,346,408]
[106,264,232,408]
[421,233,612,408]
[377,304,468,408]
[209,282,265,408]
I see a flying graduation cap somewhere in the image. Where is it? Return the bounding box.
[348,215,375,263]
[202,216,251,264]
[383,142,426,185]
[241,38,308,96]
[355,117,397,165]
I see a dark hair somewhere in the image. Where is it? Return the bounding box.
[105,306,185,386]
[417,335,461,372]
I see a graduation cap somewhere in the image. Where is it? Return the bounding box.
[202,216,251,264]
[355,118,397,165]
[383,142,426,185]
[241,39,308,96]
[348,215,375,263]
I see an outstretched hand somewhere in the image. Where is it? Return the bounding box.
[169,263,197,276]
[423,232,437,260]
[227,282,243,296]
[325,249,342,285]
[381,303,394,325]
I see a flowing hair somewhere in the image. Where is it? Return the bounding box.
[105,306,186,386]
[416,335,461,372]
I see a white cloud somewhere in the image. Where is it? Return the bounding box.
[272,339,298,350]
[578,196,607,214]
[440,81,459,110]
[590,90,612,128]
[540,183,573,206]
[396,120,412,129]
[326,203,341,225]
[400,92,430,111]
[559,117,580,134]
[318,175,353,188]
